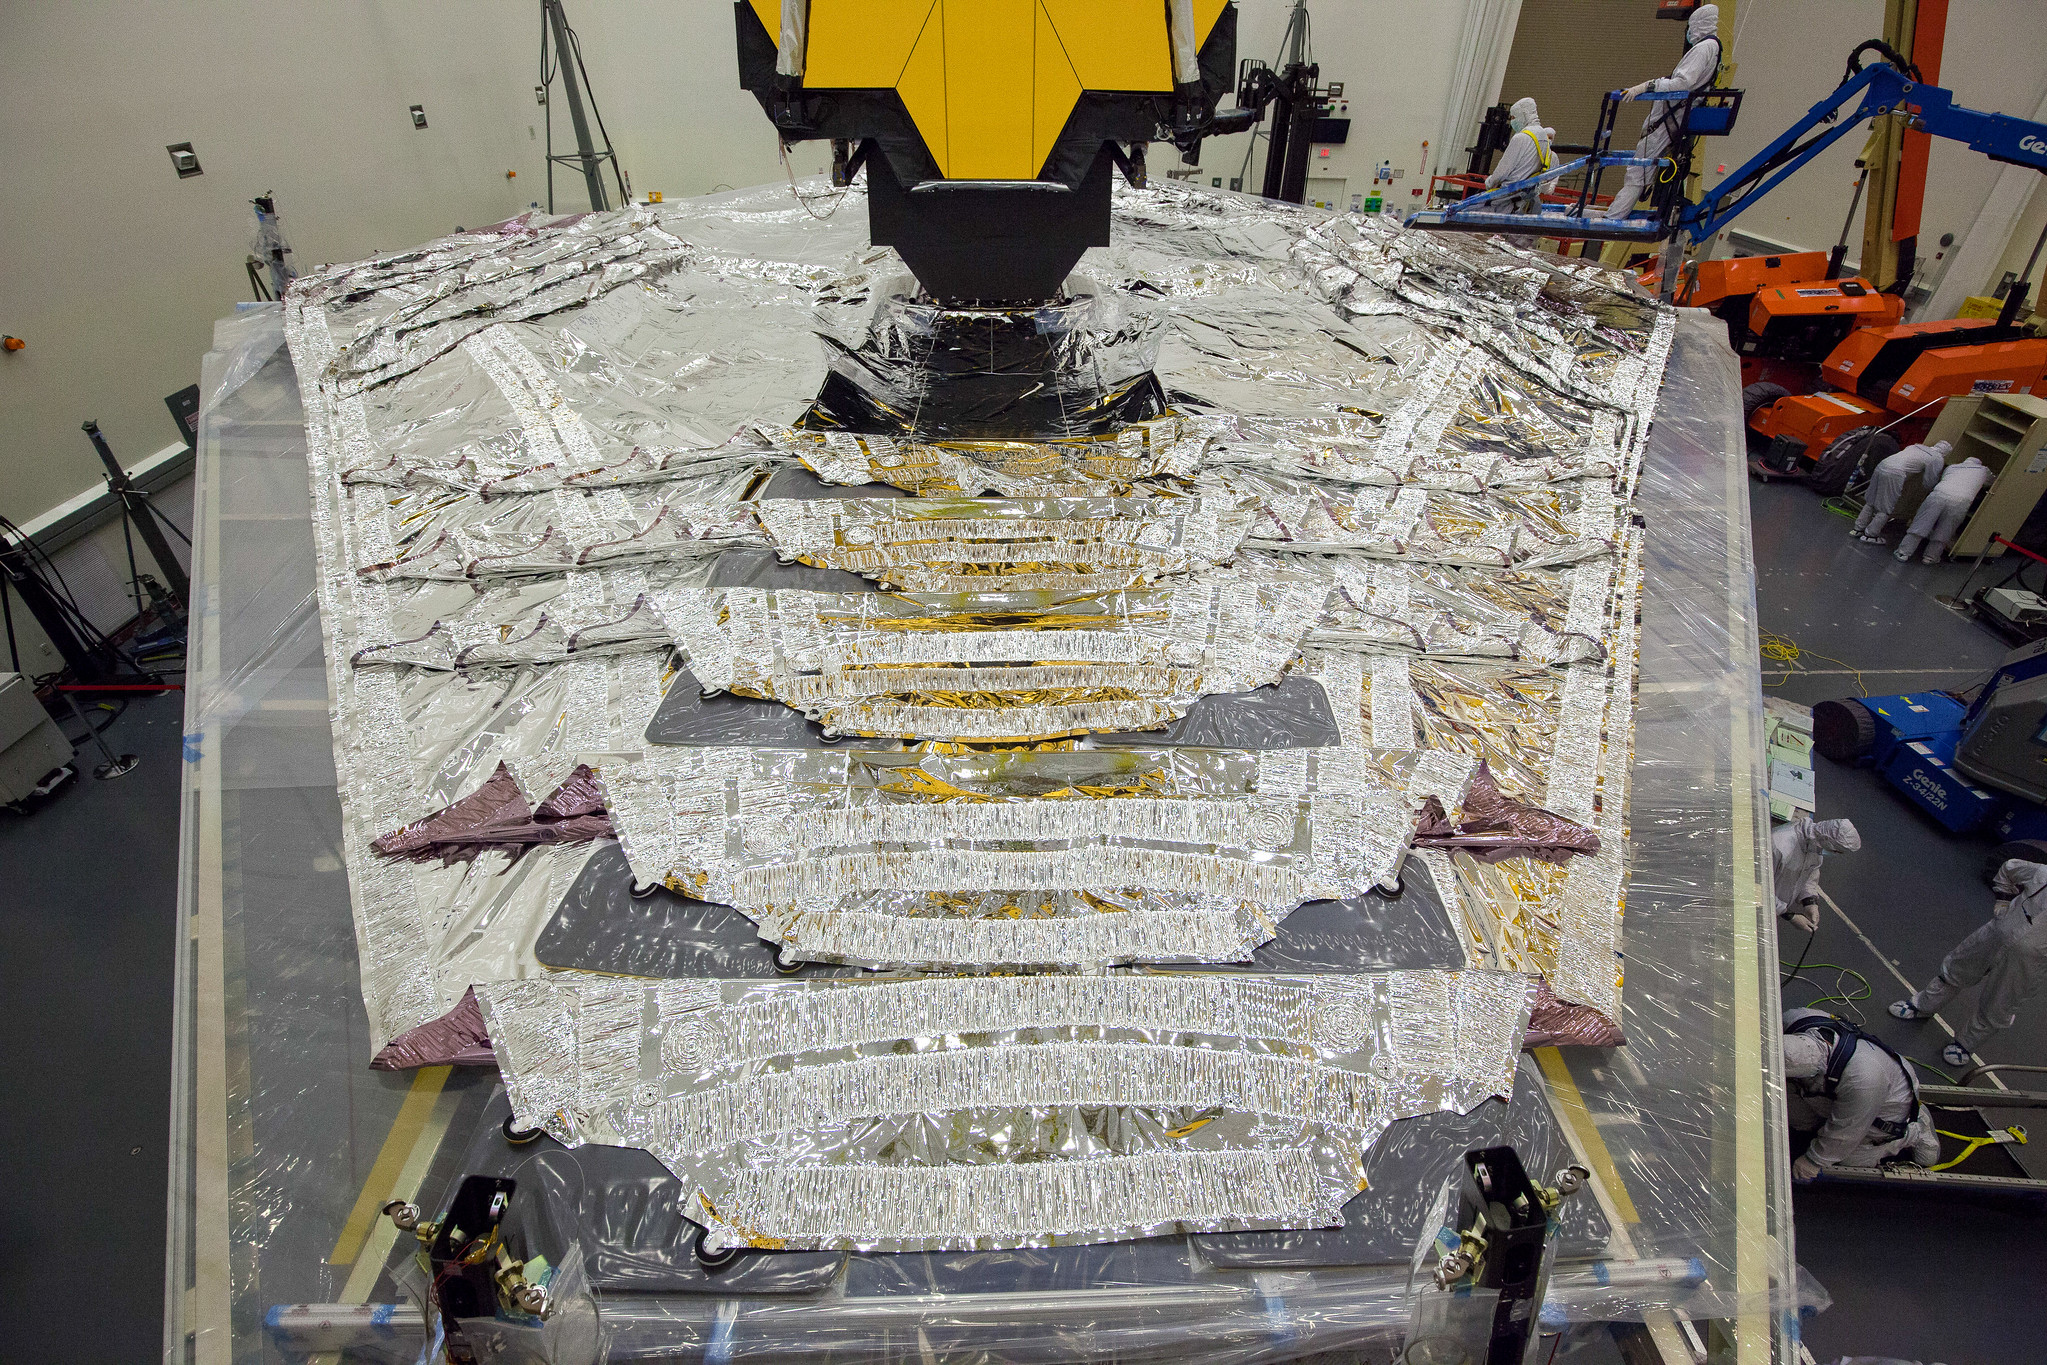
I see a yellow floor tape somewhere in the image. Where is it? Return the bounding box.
[325,1065,453,1266]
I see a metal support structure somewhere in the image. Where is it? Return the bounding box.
[0,536,126,682]
[56,687,138,780]
[1802,1081,2047,1195]
[541,0,629,214]
[1860,0,1949,292]
[1827,166,1870,279]
[1920,1083,2047,1110]
[1408,1149,1591,1365]
[1262,64,1324,204]
[1992,215,2047,328]
[1219,0,1336,207]
[1465,103,1512,177]
[83,420,189,608]
[1817,1163,2047,1192]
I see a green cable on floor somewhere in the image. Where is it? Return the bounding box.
[1782,962,1873,1017]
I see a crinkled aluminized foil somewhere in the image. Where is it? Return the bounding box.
[1310,557,1612,666]
[749,493,1257,592]
[1412,530,1645,1031]
[647,567,1332,741]
[597,741,1476,969]
[282,175,1671,1244]
[476,969,1535,1251]
[1232,476,1621,568]
[785,417,1215,495]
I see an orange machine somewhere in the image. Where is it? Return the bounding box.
[1749,317,2047,489]
[1678,250,1834,314]
[1744,278,1901,356]
[1676,250,1900,382]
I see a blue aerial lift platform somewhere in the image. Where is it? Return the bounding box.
[1406,41,2047,300]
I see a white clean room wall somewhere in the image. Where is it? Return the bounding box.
[570,1,811,197]
[0,1,791,529]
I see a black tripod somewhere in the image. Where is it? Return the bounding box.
[83,419,190,617]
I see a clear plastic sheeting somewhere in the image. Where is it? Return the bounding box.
[167,192,1800,1364]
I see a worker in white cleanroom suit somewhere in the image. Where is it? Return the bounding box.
[1891,858,2047,1067]
[1485,98,1556,248]
[1772,815,1860,933]
[1601,4,1721,220]
[1783,1007,1940,1181]
[1851,439,1951,543]
[1895,454,1992,562]
[1486,97,1555,214]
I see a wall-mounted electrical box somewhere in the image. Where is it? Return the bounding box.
[166,142,202,178]
[410,105,428,129]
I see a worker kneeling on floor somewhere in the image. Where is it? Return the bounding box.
[1772,814,1859,933]
[1782,1007,1939,1181]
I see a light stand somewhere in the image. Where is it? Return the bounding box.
[540,0,630,213]
[82,420,190,611]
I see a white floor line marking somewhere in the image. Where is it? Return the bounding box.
[1760,667,1986,677]
[1815,888,2009,1092]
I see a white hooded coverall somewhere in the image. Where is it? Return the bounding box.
[1784,1010,1940,1170]
[1601,5,1721,219]
[1896,456,1992,562]
[1852,440,1951,538]
[1771,815,1860,917]
[1783,1007,1939,1169]
[1485,98,1554,215]
[1907,859,2047,1051]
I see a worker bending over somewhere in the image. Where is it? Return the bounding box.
[1772,814,1859,933]
[1851,440,1950,544]
[1783,1007,1938,1180]
[1891,857,2047,1067]
[1894,454,1990,562]
[1600,4,1721,220]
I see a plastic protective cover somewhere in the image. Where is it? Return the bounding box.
[166,190,1806,1364]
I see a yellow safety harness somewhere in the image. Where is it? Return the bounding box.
[1520,127,1553,173]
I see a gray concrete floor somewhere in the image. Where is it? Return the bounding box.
[0,690,183,1365]
[1751,477,2047,1365]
